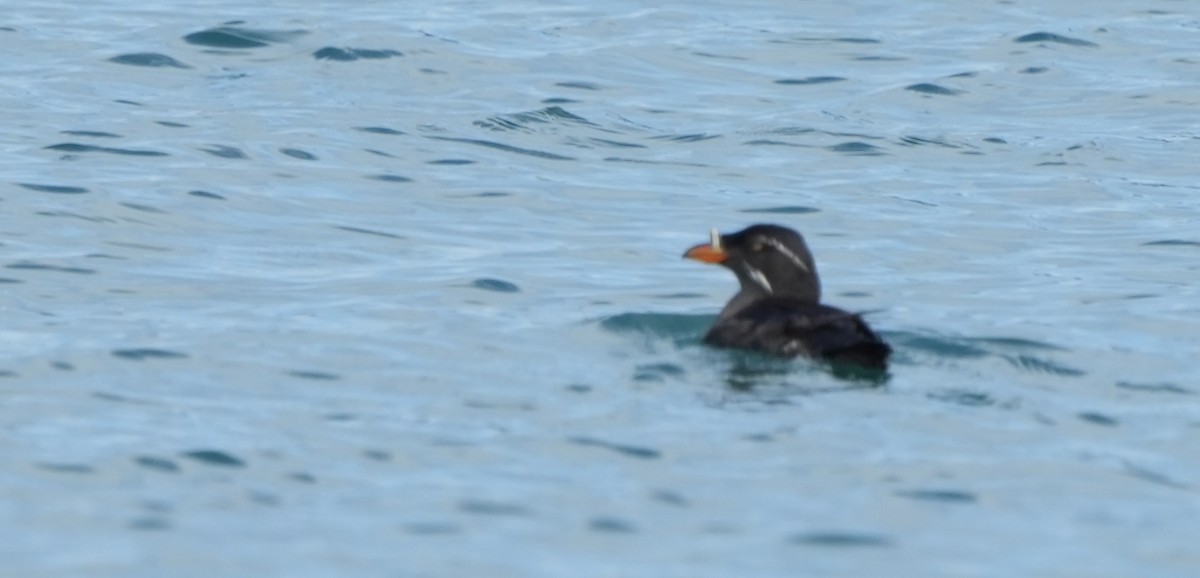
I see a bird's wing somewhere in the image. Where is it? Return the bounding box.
[705,298,890,367]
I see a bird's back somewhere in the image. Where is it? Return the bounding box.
[704,297,891,369]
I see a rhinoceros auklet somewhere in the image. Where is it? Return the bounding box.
[683,224,891,370]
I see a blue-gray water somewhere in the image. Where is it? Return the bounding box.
[3,1,1198,576]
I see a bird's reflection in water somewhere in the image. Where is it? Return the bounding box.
[718,350,889,393]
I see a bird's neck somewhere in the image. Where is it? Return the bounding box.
[717,277,821,321]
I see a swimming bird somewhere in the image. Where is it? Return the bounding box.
[683,224,891,370]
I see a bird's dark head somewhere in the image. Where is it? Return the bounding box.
[683,224,821,302]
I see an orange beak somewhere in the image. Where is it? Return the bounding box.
[683,243,726,263]
[683,228,727,263]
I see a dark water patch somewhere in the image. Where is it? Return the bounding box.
[1123,462,1190,490]
[428,158,475,165]
[766,126,815,136]
[427,135,575,160]
[368,174,413,183]
[587,137,645,148]
[141,500,172,514]
[280,148,316,160]
[651,489,689,507]
[286,370,339,380]
[463,398,536,411]
[565,383,592,394]
[288,472,316,483]
[38,463,94,474]
[1113,293,1157,301]
[112,348,188,360]
[693,51,749,61]
[0,370,17,377]
[93,391,157,405]
[19,182,89,194]
[157,121,189,128]
[333,225,405,239]
[947,71,977,78]
[792,532,892,547]
[966,336,1066,351]
[775,76,845,85]
[854,55,906,61]
[51,361,74,370]
[556,81,600,90]
[109,53,191,68]
[188,190,226,200]
[983,137,1007,144]
[247,490,281,507]
[899,334,989,358]
[365,149,393,157]
[6,262,96,274]
[604,156,709,168]
[474,191,510,197]
[600,312,711,347]
[114,99,143,106]
[404,521,460,535]
[135,456,180,473]
[1015,32,1097,47]
[895,489,977,503]
[199,144,247,159]
[184,26,306,49]
[45,143,168,157]
[824,362,889,387]
[0,278,21,284]
[740,206,819,214]
[569,436,661,460]
[313,47,403,61]
[906,83,963,96]
[542,97,579,105]
[828,141,884,155]
[355,126,405,135]
[120,202,167,214]
[900,135,959,148]
[1116,380,1192,395]
[181,450,246,468]
[653,293,705,300]
[652,133,720,143]
[633,362,686,383]
[471,278,520,293]
[927,389,994,407]
[476,106,597,132]
[588,517,636,533]
[780,36,880,45]
[1143,239,1200,247]
[744,139,804,146]
[1021,66,1049,74]
[325,413,357,422]
[1003,354,1085,377]
[130,518,172,531]
[459,500,532,517]
[362,450,391,462]
[61,130,120,138]
[1078,412,1118,427]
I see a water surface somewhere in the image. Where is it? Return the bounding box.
[2,1,1198,577]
